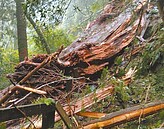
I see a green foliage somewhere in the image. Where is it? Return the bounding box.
[98,67,130,107]
[0,48,18,89]
[98,67,111,88]
[129,74,157,103]
[113,56,126,77]
[159,110,164,121]
[111,77,130,103]
[128,23,164,103]
[90,1,102,13]
[32,27,75,53]
[0,122,6,129]
[33,97,55,105]
[153,67,164,99]
[26,0,68,27]
[138,25,164,75]
[45,28,75,52]
[115,56,123,65]
[116,67,126,78]
[90,0,110,13]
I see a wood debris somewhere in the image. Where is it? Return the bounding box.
[0,0,163,128]
[82,101,164,129]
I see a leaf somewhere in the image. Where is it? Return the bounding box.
[44,98,55,105]
[33,97,55,105]
[115,56,122,65]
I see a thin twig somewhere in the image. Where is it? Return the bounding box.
[13,104,36,129]
[144,84,151,103]
[8,77,86,107]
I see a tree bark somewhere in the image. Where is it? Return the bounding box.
[15,0,28,62]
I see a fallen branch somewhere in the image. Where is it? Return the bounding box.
[0,51,63,106]
[18,52,60,85]
[81,101,164,129]
[0,85,46,106]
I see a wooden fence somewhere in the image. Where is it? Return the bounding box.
[0,102,77,129]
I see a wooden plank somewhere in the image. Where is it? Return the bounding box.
[0,104,55,122]
[55,101,77,129]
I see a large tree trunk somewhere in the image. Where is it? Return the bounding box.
[57,0,148,76]
[15,0,28,62]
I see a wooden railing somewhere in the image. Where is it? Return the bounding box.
[0,102,77,129]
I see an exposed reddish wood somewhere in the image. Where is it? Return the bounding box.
[26,85,114,128]
[82,63,108,75]
[76,112,106,119]
[0,1,161,128]
[57,0,148,76]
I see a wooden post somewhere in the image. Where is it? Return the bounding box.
[55,101,77,129]
[42,109,55,129]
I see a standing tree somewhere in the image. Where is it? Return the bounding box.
[15,0,28,62]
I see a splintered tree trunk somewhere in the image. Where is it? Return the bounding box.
[15,0,28,62]
[57,0,148,76]
[0,0,149,106]
[4,0,149,87]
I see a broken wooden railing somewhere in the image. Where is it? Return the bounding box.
[0,101,77,129]
[1,101,163,129]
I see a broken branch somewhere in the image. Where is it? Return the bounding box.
[82,101,164,129]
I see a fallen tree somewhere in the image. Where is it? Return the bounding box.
[0,0,163,128]
[0,0,149,106]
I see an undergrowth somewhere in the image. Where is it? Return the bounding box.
[0,48,18,89]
